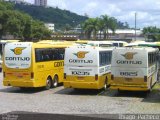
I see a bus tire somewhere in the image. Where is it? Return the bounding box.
[148,79,152,92]
[52,75,58,88]
[20,87,28,91]
[45,77,52,90]
[103,78,108,90]
[157,70,160,81]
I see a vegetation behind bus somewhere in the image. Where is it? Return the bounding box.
[0,1,52,40]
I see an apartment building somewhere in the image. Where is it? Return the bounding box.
[35,0,47,7]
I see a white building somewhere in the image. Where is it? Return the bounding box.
[45,23,55,32]
[97,29,142,35]
[96,29,144,41]
[35,0,47,7]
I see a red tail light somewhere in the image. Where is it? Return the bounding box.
[64,73,66,79]
[144,76,147,82]
[31,72,34,79]
[95,74,98,81]
[111,74,114,80]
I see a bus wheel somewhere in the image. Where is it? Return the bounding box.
[148,79,152,92]
[103,78,108,90]
[20,87,28,91]
[45,77,52,90]
[157,70,160,81]
[53,75,58,88]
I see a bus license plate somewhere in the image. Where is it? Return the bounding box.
[125,78,132,82]
[14,73,23,78]
[77,76,84,80]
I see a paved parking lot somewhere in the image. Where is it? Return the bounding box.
[0,72,160,116]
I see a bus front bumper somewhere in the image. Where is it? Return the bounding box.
[110,84,148,91]
[63,81,101,89]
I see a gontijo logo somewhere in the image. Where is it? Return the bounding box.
[11,47,26,55]
[69,51,93,63]
[73,51,88,59]
[117,52,142,65]
[121,52,137,60]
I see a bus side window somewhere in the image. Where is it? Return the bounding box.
[148,53,151,66]
[108,52,112,64]
[52,55,55,60]
[100,51,111,66]
[148,52,157,66]
[153,53,155,64]
[44,54,50,61]
[35,48,52,62]
[113,43,118,47]
[51,49,57,60]
[58,48,65,60]
[119,43,123,47]
[59,54,64,60]
[35,48,66,62]
[35,49,43,62]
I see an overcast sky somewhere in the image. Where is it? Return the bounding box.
[26,0,160,28]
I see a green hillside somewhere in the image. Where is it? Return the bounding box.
[14,4,88,30]
[0,1,52,40]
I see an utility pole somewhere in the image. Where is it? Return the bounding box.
[135,12,137,41]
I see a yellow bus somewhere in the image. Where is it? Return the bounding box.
[111,47,159,91]
[110,41,128,47]
[63,45,112,90]
[3,42,70,89]
[75,40,89,44]
[0,40,20,72]
[87,41,113,47]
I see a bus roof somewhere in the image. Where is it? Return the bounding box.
[75,40,89,44]
[67,45,113,51]
[109,40,128,43]
[0,40,20,43]
[7,42,71,48]
[113,47,159,53]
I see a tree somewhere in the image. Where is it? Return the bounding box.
[0,1,14,10]
[23,17,32,40]
[124,22,129,29]
[14,3,88,30]
[0,1,52,40]
[101,15,118,39]
[82,14,129,40]
[82,18,99,40]
[63,24,72,32]
[108,17,117,36]
[101,15,110,39]
[31,20,52,40]
[82,19,92,39]
[90,18,99,40]
[5,11,29,39]
[142,26,160,42]
[97,18,105,40]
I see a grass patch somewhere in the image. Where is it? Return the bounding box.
[153,83,160,89]
[152,83,160,92]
